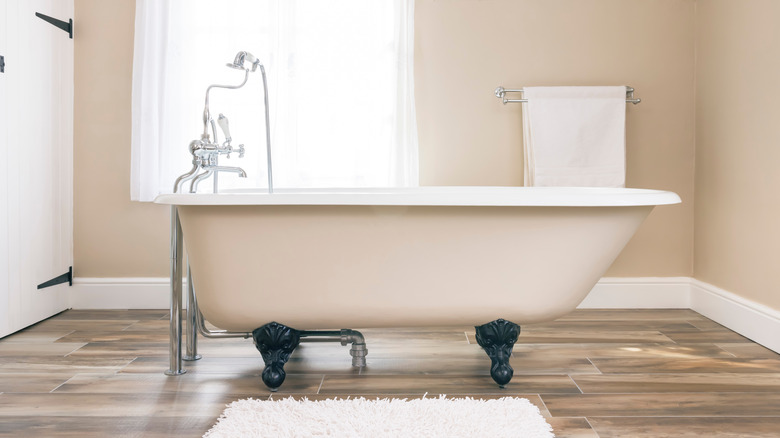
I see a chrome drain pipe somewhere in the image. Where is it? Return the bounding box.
[300,329,368,367]
[189,286,368,367]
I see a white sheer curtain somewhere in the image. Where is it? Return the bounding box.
[131,0,417,201]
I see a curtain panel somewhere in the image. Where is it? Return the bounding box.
[131,0,418,201]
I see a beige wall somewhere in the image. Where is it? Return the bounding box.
[694,1,780,309]
[75,0,696,278]
[415,0,695,276]
[74,0,170,277]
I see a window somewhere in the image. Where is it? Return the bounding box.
[131,0,417,201]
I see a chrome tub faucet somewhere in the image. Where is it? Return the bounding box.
[174,51,273,194]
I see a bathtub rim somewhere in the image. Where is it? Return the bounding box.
[154,186,681,207]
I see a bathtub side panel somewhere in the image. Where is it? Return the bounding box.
[178,205,651,330]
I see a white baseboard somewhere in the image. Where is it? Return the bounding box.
[70,277,182,309]
[690,278,780,354]
[70,276,692,310]
[578,277,691,309]
[69,276,780,354]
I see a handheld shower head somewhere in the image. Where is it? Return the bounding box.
[227,51,260,72]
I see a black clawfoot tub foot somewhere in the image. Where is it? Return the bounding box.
[252,322,301,391]
[475,319,521,388]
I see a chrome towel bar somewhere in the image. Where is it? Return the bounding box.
[494,86,641,105]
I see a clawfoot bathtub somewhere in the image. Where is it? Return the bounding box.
[156,187,680,389]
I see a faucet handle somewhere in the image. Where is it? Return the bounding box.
[237,144,245,158]
[217,113,232,143]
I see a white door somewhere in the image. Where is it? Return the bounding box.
[0,0,73,338]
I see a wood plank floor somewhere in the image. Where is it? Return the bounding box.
[1,309,779,437]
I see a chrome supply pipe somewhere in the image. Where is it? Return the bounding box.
[173,163,198,193]
[165,206,185,376]
[195,309,252,339]
[174,170,201,363]
[166,51,284,376]
[190,170,214,193]
[192,289,251,339]
[175,139,210,193]
[183,264,202,361]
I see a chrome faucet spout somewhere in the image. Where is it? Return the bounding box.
[212,166,247,178]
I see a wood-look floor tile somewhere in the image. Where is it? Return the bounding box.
[0,355,132,374]
[559,309,706,321]
[0,416,213,438]
[64,342,169,358]
[123,349,597,377]
[56,330,172,343]
[524,330,675,344]
[360,356,599,376]
[542,393,780,417]
[123,355,358,376]
[686,318,729,330]
[0,342,86,356]
[573,373,780,393]
[0,392,237,417]
[717,343,780,359]
[29,319,138,332]
[53,309,168,320]
[524,320,701,332]
[512,343,734,360]
[3,308,780,437]
[0,329,74,343]
[589,357,780,373]
[121,357,258,374]
[545,418,598,438]
[319,374,580,395]
[122,319,192,332]
[659,329,751,343]
[588,417,780,438]
[53,372,322,396]
[191,340,260,357]
[583,343,736,359]
[467,330,675,344]
[0,373,75,393]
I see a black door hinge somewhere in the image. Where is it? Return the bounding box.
[38,266,73,289]
[0,55,4,73]
[35,12,73,39]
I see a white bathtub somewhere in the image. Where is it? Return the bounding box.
[156,186,680,330]
[156,186,679,388]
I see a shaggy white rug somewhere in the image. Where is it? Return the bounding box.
[204,395,554,437]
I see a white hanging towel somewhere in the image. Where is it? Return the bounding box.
[522,86,627,187]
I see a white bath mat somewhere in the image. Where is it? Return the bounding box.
[204,395,554,437]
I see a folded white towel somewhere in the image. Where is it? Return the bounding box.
[522,86,627,187]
